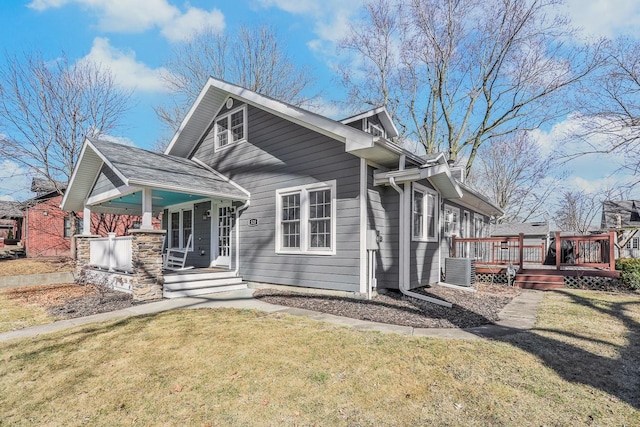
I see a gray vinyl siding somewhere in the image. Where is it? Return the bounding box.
[409,180,440,289]
[163,202,213,269]
[366,165,399,289]
[193,104,362,292]
[185,201,211,268]
[89,164,124,198]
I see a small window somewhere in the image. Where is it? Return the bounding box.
[412,183,438,242]
[276,181,336,255]
[64,216,83,238]
[214,104,247,150]
[368,123,384,137]
[633,238,639,249]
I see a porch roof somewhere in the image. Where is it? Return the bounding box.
[62,138,248,213]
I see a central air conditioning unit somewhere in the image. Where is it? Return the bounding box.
[445,257,475,287]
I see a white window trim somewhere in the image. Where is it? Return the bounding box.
[214,104,248,152]
[168,203,195,251]
[275,180,337,255]
[412,182,438,243]
[443,204,460,237]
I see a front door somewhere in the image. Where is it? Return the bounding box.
[211,202,233,267]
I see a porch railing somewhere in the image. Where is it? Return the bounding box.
[89,233,133,273]
[451,231,616,271]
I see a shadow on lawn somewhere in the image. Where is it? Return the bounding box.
[490,290,640,409]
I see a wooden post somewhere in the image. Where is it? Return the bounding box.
[540,243,545,265]
[451,235,457,258]
[609,230,616,271]
[518,233,524,271]
[555,231,561,270]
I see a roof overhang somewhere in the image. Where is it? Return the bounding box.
[374,164,463,199]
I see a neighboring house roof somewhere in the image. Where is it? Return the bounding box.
[30,178,67,196]
[0,201,24,219]
[339,106,400,139]
[62,138,249,213]
[491,221,550,238]
[601,200,640,229]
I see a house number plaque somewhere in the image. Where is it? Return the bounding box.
[248,218,259,227]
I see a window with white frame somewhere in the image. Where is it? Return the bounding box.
[412,183,438,242]
[474,216,484,238]
[168,208,194,250]
[214,104,247,150]
[443,205,460,237]
[276,181,336,255]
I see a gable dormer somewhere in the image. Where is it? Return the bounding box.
[340,106,399,140]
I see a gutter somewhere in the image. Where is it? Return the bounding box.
[234,199,251,276]
[388,177,452,308]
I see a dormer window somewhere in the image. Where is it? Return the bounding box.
[215,105,247,151]
[368,122,385,138]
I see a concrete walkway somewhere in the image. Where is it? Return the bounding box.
[0,288,544,343]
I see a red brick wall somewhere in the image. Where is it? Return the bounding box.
[24,195,161,257]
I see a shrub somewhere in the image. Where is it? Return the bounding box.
[615,258,640,290]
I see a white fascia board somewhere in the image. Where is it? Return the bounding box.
[165,79,216,156]
[421,164,463,198]
[61,139,91,211]
[455,189,504,217]
[127,179,249,201]
[86,184,139,206]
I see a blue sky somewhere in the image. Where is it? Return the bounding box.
[1,0,640,203]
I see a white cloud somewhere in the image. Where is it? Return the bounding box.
[0,160,32,202]
[563,0,640,38]
[161,7,225,42]
[81,37,169,93]
[28,0,225,42]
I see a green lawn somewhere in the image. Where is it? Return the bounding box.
[0,290,638,426]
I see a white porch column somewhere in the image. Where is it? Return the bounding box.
[83,205,92,235]
[141,188,153,230]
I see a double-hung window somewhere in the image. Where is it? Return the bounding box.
[412,183,438,242]
[214,104,247,151]
[63,216,83,238]
[168,208,193,250]
[276,181,336,255]
[443,205,460,237]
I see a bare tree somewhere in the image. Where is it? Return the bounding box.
[0,50,131,242]
[553,190,601,233]
[468,132,562,223]
[156,24,316,140]
[339,0,604,175]
[0,50,131,193]
[564,37,640,180]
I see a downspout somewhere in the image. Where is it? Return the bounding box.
[388,176,452,308]
[233,199,250,276]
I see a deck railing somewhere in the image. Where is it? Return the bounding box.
[451,231,616,271]
[89,233,133,272]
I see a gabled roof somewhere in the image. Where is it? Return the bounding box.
[339,106,400,139]
[491,221,550,237]
[0,201,24,219]
[601,200,640,229]
[62,138,248,213]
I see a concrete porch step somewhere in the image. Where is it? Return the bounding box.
[163,283,247,298]
[164,276,244,292]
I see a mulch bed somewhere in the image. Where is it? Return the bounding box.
[2,284,134,319]
[254,283,521,328]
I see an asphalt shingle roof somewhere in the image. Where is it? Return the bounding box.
[89,138,247,199]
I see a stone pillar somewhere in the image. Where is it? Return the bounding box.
[75,234,101,277]
[129,229,166,302]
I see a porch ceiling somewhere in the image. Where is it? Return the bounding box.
[90,189,219,215]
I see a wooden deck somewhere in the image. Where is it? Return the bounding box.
[453,232,619,290]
